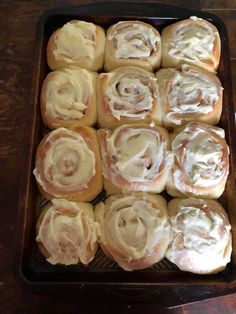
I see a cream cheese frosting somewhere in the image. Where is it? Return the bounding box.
[102,125,173,189]
[166,65,222,125]
[33,128,96,194]
[168,17,218,64]
[166,198,232,274]
[45,68,93,120]
[96,193,171,270]
[101,68,157,120]
[54,21,96,61]
[109,22,160,59]
[171,122,229,194]
[36,199,98,265]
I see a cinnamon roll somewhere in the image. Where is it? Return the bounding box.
[36,198,98,265]
[162,16,221,73]
[33,127,103,201]
[95,193,171,271]
[166,122,229,199]
[166,198,232,274]
[41,67,97,129]
[97,66,161,128]
[47,20,106,71]
[155,64,223,128]
[105,21,161,72]
[98,124,173,194]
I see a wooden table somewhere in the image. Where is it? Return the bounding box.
[1,1,236,313]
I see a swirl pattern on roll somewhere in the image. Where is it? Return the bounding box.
[100,125,173,192]
[156,64,223,127]
[100,67,158,120]
[33,127,96,197]
[95,193,171,271]
[36,199,98,265]
[166,198,232,274]
[108,21,160,59]
[162,16,221,73]
[42,68,94,121]
[169,122,229,197]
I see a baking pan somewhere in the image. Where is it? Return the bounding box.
[16,2,236,307]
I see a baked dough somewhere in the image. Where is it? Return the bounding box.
[98,124,173,194]
[33,126,103,201]
[41,67,97,129]
[166,198,232,274]
[97,66,161,128]
[95,193,171,271]
[162,16,221,73]
[104,21,161,72]
[36,198,98,265]
[155,64,223,128]
[166,122,229,198]
[47,20,106,71]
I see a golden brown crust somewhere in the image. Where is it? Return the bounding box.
[40,67,97,129]
[47,20,106,71]
[104,21,161,72]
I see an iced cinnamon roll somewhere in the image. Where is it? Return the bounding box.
[47,20,106,71]
[98,124,173,194]
[156,64,223,128]
[105,21,161,72]
[33,127,103,201]
[166,122,229,199]
[162,16,221,73]
[97,66,161,128]
[36,198,98,265]
[166,198,232,274]
[95,193,171,271]
[41,67,97,129]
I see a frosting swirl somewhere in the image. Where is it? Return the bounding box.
[44,68,94,120]
[101,125,173,191]
[171,122,229,195]
[157,65,222,125]
[33,127,96,197]
[36,199,98,265]
[168,17,219,66]
[96,193,171,271]
[101,67,158,120]
[166,198,232,274]
[54,21,96,61]
[109,21,160,59]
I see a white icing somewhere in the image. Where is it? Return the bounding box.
[101,68,157,119]
[110,22,160,58]
[98,194,170,265]
[168,18,218,63]
[36,199,97,265]
[45,68,93,120]
[102,125,173,189]
[54,21,96,60]
[165,65,221,125]
[171,123,229,194]
[33,128,95,194]
[166,198,231,273]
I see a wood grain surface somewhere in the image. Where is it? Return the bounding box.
[0,1,236,313]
